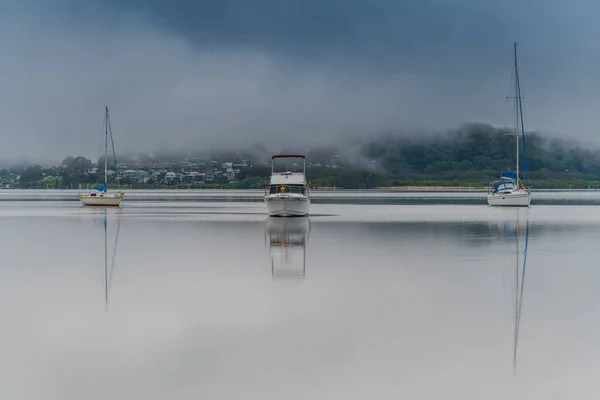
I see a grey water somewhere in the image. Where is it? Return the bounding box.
[1,193,599,399]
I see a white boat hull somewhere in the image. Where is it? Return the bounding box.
[487,191,531,207]
[79,195,124,207]
[265,195,310,217]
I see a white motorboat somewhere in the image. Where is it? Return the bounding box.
[264,154,310,217]
[488,42,531,207]
[79,106,125,207]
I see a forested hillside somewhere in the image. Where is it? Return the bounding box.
[303,123,600,188]
[6,123,600,189]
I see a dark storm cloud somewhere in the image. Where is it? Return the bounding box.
[0,0,599,165]
[68,0,513,75]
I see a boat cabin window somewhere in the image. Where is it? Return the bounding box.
[269,185,306,195]
[493,181,515,193]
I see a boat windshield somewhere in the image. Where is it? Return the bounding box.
[269,185,306,195]
[492,181,516,194]
[272,158,304,174]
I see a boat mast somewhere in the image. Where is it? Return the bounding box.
[514,42,520,190]
[515,43,531,189]
[104,106,109,187]
[107,108,121,190]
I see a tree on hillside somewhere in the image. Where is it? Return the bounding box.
[19,165,44,186]
[60,156,95,187]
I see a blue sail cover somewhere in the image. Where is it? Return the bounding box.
[92,182,108,192]
[501,171,517,180]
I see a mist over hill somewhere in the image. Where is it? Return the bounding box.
[4,122,600,189]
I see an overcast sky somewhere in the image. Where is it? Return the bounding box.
[0,0,599,165]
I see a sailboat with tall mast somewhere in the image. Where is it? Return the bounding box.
[79,106,125,206]
[488,42,532,207]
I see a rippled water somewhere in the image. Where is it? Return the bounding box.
[1,195,599,399]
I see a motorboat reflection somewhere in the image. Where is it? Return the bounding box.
[265,216,310,278]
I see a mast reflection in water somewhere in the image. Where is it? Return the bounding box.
[96,209,121,311]
[513,214,529,375]
[497,211,530,375]
[265,217,310,278]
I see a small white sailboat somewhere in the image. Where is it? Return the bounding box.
[265,216,310,278]
[264,155,310,217]
[79,106,125,206]
[488,42,531,207]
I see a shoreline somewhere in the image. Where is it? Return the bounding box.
[3,186,600,192]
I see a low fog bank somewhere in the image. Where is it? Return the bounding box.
[2,122,592,173]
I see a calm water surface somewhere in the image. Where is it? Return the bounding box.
[1,198,599,399]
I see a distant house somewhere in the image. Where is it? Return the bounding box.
[164,172,183,185]
[164,172,177,184]
[122,170,139,180]
[188,172,205,183]
[184,172,204,184]
[136,170,149,183]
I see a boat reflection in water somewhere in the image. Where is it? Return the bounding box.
[265,216,310,278]
[497,210,530,374]
[94,209,122,310]
[513,215,529,375]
